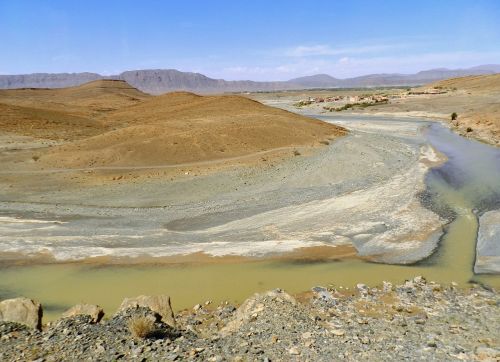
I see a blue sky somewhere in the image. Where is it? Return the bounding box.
[1,0,499,80]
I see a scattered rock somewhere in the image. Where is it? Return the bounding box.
[330,329,346,336]
[356,283,368,292]
[382,281,393,292]
[475,346,500,360]
[0,281,498,360]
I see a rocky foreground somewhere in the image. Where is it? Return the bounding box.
[1,277,499,361]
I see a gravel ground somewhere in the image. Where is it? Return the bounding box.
[1,277,498,361]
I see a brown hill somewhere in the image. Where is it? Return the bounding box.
[427,73,500,92]
[429,74,500,145]
[0,80,149,112]
[42,91,346,168]
[0,80,150,140]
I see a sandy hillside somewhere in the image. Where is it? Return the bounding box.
[0,80,149,140]
[0,80,345,169]
[426,74,500,144]
[427,73,500,92]
[42,91,345,168]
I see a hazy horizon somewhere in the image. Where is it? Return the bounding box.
[1,0,500,81]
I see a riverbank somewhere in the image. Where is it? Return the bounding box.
[1,277,498,361]
[256,74,500,147]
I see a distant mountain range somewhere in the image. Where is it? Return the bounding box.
[1,65,499,94]
[288,64,500,88]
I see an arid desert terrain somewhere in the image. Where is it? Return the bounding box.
[1,74,499,361]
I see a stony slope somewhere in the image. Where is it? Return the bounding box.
[0,278,498,361]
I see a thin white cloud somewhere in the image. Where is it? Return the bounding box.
[285,44,401,57]
[331,50,500,76]
[209,50,500,81]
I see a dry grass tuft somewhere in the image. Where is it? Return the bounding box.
[128,316,155,339]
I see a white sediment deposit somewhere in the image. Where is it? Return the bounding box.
[475,210,500,273]
[194,144,445,264]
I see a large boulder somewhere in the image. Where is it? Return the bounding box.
[118,295,175,326]
[0,297,43,330]
[62,304,104,323]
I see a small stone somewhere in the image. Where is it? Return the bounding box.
[301,332,312,339]
[356,284,368,292]
[193,304,202,311]
[431,284,442,291]
[289,346,300,355]
[382,281,393,292]
[95,343,106,353]
[331,329,345,336]
[413,276,425,284]
[427,340,437,348]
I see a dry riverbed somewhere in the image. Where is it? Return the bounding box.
[0,117,442,264]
